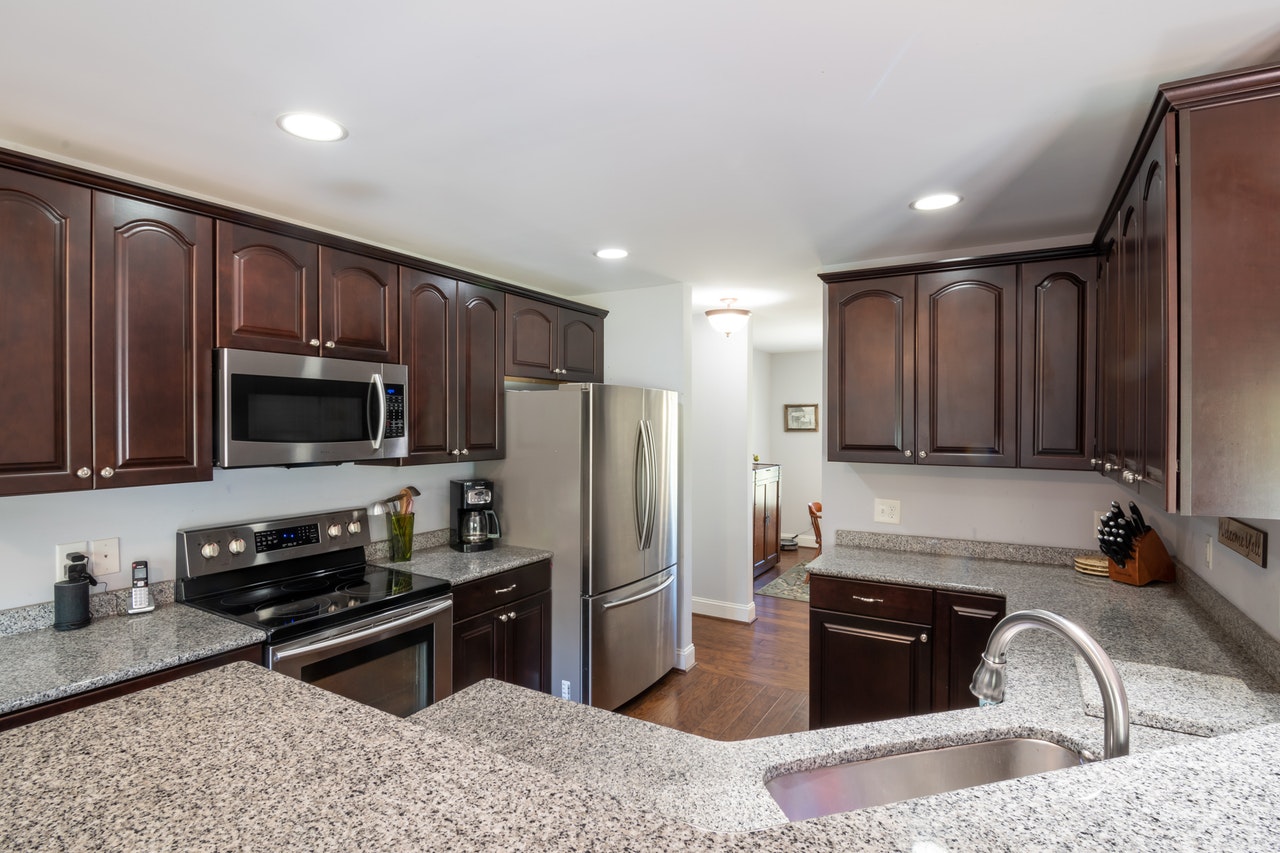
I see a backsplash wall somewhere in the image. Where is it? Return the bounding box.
[0,463,474,611]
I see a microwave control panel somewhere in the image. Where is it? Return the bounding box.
[385,384,405,438]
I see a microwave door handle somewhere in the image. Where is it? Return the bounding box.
[369,372,386,450]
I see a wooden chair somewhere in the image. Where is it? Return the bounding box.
[803,501,822,584]
[807,501,823,555]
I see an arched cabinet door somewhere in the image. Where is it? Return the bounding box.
[916,266,1017,468]
[319,246,398,362]
[505,293,557,379]
[93,193,213,489]
[557,308,603,382]
[1019,258,1096,470]
[401,268,457,463]
[0,168,92,497]
[457,283,505,461]
[826,276,916,463]
[216,222,318,355]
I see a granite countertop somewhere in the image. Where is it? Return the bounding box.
[410,543,1280,835]
[381,542,553,586]
[0,605,265,716]
[5,662,1280,851]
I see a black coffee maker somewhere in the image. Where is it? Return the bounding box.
[450,479,501,552]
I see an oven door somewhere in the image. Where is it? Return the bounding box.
[268,596,452,716]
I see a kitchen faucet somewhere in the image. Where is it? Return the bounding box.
[970,609,1129,759]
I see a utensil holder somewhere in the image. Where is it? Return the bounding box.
[388,512,415,563]
[1108,530,1175,586]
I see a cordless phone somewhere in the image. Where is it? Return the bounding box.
[127,560,155,614]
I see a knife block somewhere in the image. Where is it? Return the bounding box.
[1108,530,1175,586]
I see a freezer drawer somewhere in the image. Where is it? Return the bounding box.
[584,567,676,710]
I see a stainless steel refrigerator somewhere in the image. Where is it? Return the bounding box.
[479,383,678,709]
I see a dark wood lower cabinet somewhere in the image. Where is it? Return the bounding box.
[0,645,260,732]
[809,576,1004,729]
[452,561,551,694]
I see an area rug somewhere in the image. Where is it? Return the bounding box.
[757,562,810,602]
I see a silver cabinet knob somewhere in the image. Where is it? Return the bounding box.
[100,466,114,478]
[461,448,469,456]
[919,633,929,643]
[1122,470,1145,484]
[76,467,92,479]
[1090,458,1102,468]
[200,542,220,559]
[1103,462,1115,472]
[228,537,247,555]
[508,611,517,620]
[451,449,461,457]
[904,450,913,458]
[309,338,321,347]
[498,613,509,623]
[918,451,928,459]
[324,340,336,349]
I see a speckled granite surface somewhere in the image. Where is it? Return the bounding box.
[833,529,1090,566]
[0,604,264,715]
[384,542,553,585]
[412,542,1280,835]
[6,663,1280,850]
[0,580,177,637]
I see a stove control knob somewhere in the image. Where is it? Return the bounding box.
[328,523,344,539]
[228,537,247,555]
[347,521,362,535]
[200,542,220,560]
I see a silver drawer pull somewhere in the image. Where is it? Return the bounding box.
[852,595,884,604]
[494,584,518,594]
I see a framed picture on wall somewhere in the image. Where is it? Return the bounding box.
[784,403,818,432]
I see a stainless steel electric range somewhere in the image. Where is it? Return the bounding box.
[176,507,452,717]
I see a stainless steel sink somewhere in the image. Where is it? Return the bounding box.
[765,738,1086,821]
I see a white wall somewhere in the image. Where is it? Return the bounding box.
[823,463,1127,548]
[768,351,824,547]
[1168,511,1280,642]
[580,284,698,662]
[689,311,754,622]
[748,349,772,464]
[0,463,474,610]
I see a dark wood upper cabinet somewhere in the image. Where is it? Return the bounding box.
[505,293,603,382]
[216,224,396,362]
[400,269,503,463]
[216,223,318,356]
[826,276,915,463]
[318,247,398,362]
[92,194,213,489]
[916,266,1018,467]
[0,168,93,497]
[1018,258,1096,470]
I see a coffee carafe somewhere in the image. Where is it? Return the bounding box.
[450,479,501,553]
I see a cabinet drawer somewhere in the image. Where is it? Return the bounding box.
[452,559,550,622]
[810,576,932,623]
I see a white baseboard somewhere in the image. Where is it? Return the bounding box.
[674,643,696,671]
[792,533,818,549]
[692,596,756,623]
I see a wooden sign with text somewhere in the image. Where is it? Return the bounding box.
[1218,518,1267,568]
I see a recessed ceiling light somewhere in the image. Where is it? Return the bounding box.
[594,247,629,260]
[910,193,961,211]
[277,112,348,142]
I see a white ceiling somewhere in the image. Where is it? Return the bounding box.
[2,2,1279,352]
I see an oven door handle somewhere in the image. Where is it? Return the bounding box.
[271,598,451,665]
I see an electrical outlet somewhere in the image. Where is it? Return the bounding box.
[55,541,88,582]
[90,537,121,577]
[874,499,901,525]
[561,680,571,700]
[1205,534,1214,571]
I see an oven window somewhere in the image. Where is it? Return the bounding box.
[231,374,373,444]
[299,628,433,717]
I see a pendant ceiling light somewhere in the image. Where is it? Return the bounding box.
[705,298,751,338]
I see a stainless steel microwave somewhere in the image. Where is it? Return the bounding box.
[215,348,409,468]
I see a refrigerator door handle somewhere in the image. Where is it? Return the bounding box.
[601,571,676,611]
[642,419,657,550]
[634,422,649,550]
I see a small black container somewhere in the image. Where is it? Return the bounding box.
[53,577,92,631]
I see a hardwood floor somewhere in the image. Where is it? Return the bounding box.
[617,547,814,740]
